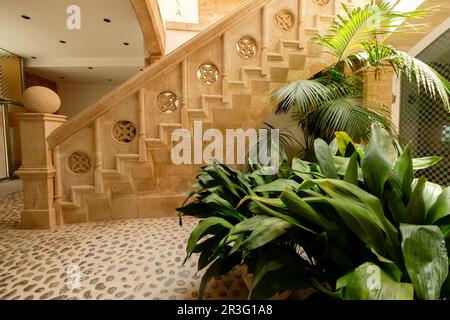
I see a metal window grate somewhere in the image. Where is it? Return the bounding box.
[400,29,450,186]
[0,50,22,102]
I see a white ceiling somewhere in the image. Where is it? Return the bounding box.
[0,0,146,84]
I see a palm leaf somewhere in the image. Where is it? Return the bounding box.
[394,52,450,110]
[349,42,450,110]
[295,95,392,143]
[272,77,351,114]
[314,1,428,61]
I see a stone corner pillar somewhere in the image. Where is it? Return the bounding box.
[16,86,66,229]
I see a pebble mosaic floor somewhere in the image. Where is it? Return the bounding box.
[0,192,248,300]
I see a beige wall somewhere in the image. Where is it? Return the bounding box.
[57,82,116,118]
[166,30,199,54]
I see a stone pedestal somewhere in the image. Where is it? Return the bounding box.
[16,113,67,229]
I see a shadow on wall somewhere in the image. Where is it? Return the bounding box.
[57,82,117,118]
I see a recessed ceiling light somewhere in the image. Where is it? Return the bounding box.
[123,42,130,46]
[88,67,94,70]
[59,40,67,44]
[30,56,37,59]
[21,15,31,20]
[104,18,111,23]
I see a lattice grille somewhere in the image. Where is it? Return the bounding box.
[400,29,450,186]
[156,92,179,113]
[274,9,295,32]
[314,0,330,6]
[114,121,137,143]
[0,52,22,102]
[196,63,219,85]
[236,36,257,59]
[68,152,92,174]
[24,72,57,91]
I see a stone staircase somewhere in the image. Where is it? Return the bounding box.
[45,0,365,225]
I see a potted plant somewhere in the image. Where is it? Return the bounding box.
[178,0,450,300]
[179,125,450,300]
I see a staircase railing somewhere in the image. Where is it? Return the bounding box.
[47,0,273,149]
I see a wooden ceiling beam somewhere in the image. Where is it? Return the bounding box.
[130,0,165,64]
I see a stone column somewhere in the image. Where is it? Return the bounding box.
[16,86,66,229]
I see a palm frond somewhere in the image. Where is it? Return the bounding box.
[394,52,450,110]
[314,1,429,61]
[349,41,399,72]
[348,42,450,110]
[294,96,393,143]
[272,75,357,114]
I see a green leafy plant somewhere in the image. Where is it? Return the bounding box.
[272,1,450,155]
[179,125,450,300]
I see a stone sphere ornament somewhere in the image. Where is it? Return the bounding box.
[22,86,61,114]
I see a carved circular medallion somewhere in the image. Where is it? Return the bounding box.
[68,152,92,174]
[196,63,219,86]
[236,36,257,59]
[274,9,296,32]
[314,0,330,6]
[113,120,137,143]
[156,91,179,113]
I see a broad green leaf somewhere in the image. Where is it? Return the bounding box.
[230,234,245,254]
[229,215,271,235]
[324,198,386,254]
[197,235,224,270]
[250,246,303,299]
[238,195,285,210]
[385,186,407,225]
[404,177,427,225]
[441,224,450,256]
[314,179,392,233]
[344,153,359,185]
[177,201,212,219]
[281,188,338,230]
[329,138,339,156]
[249,198,317,234]
[393,145,413,203]
[340,262,414,300]
[202,193,235,212]
[336,271,354,290]
[420,180,443,214]
[198,255,240,299]
[314,179,401,264]
[187,217,233,255]
[213,208,245,223]
[336,131,353,156]
[241,217,292,250]
[413,156,443,171]
[400,224,448,300]
[361,125,397,198]
[205,165,244,197]
[369,247,403,282]
[335,131,364,159]
[292,158,314,180]
[314,138,338,179]
[253,179,299,193]
[428,187,450,224]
